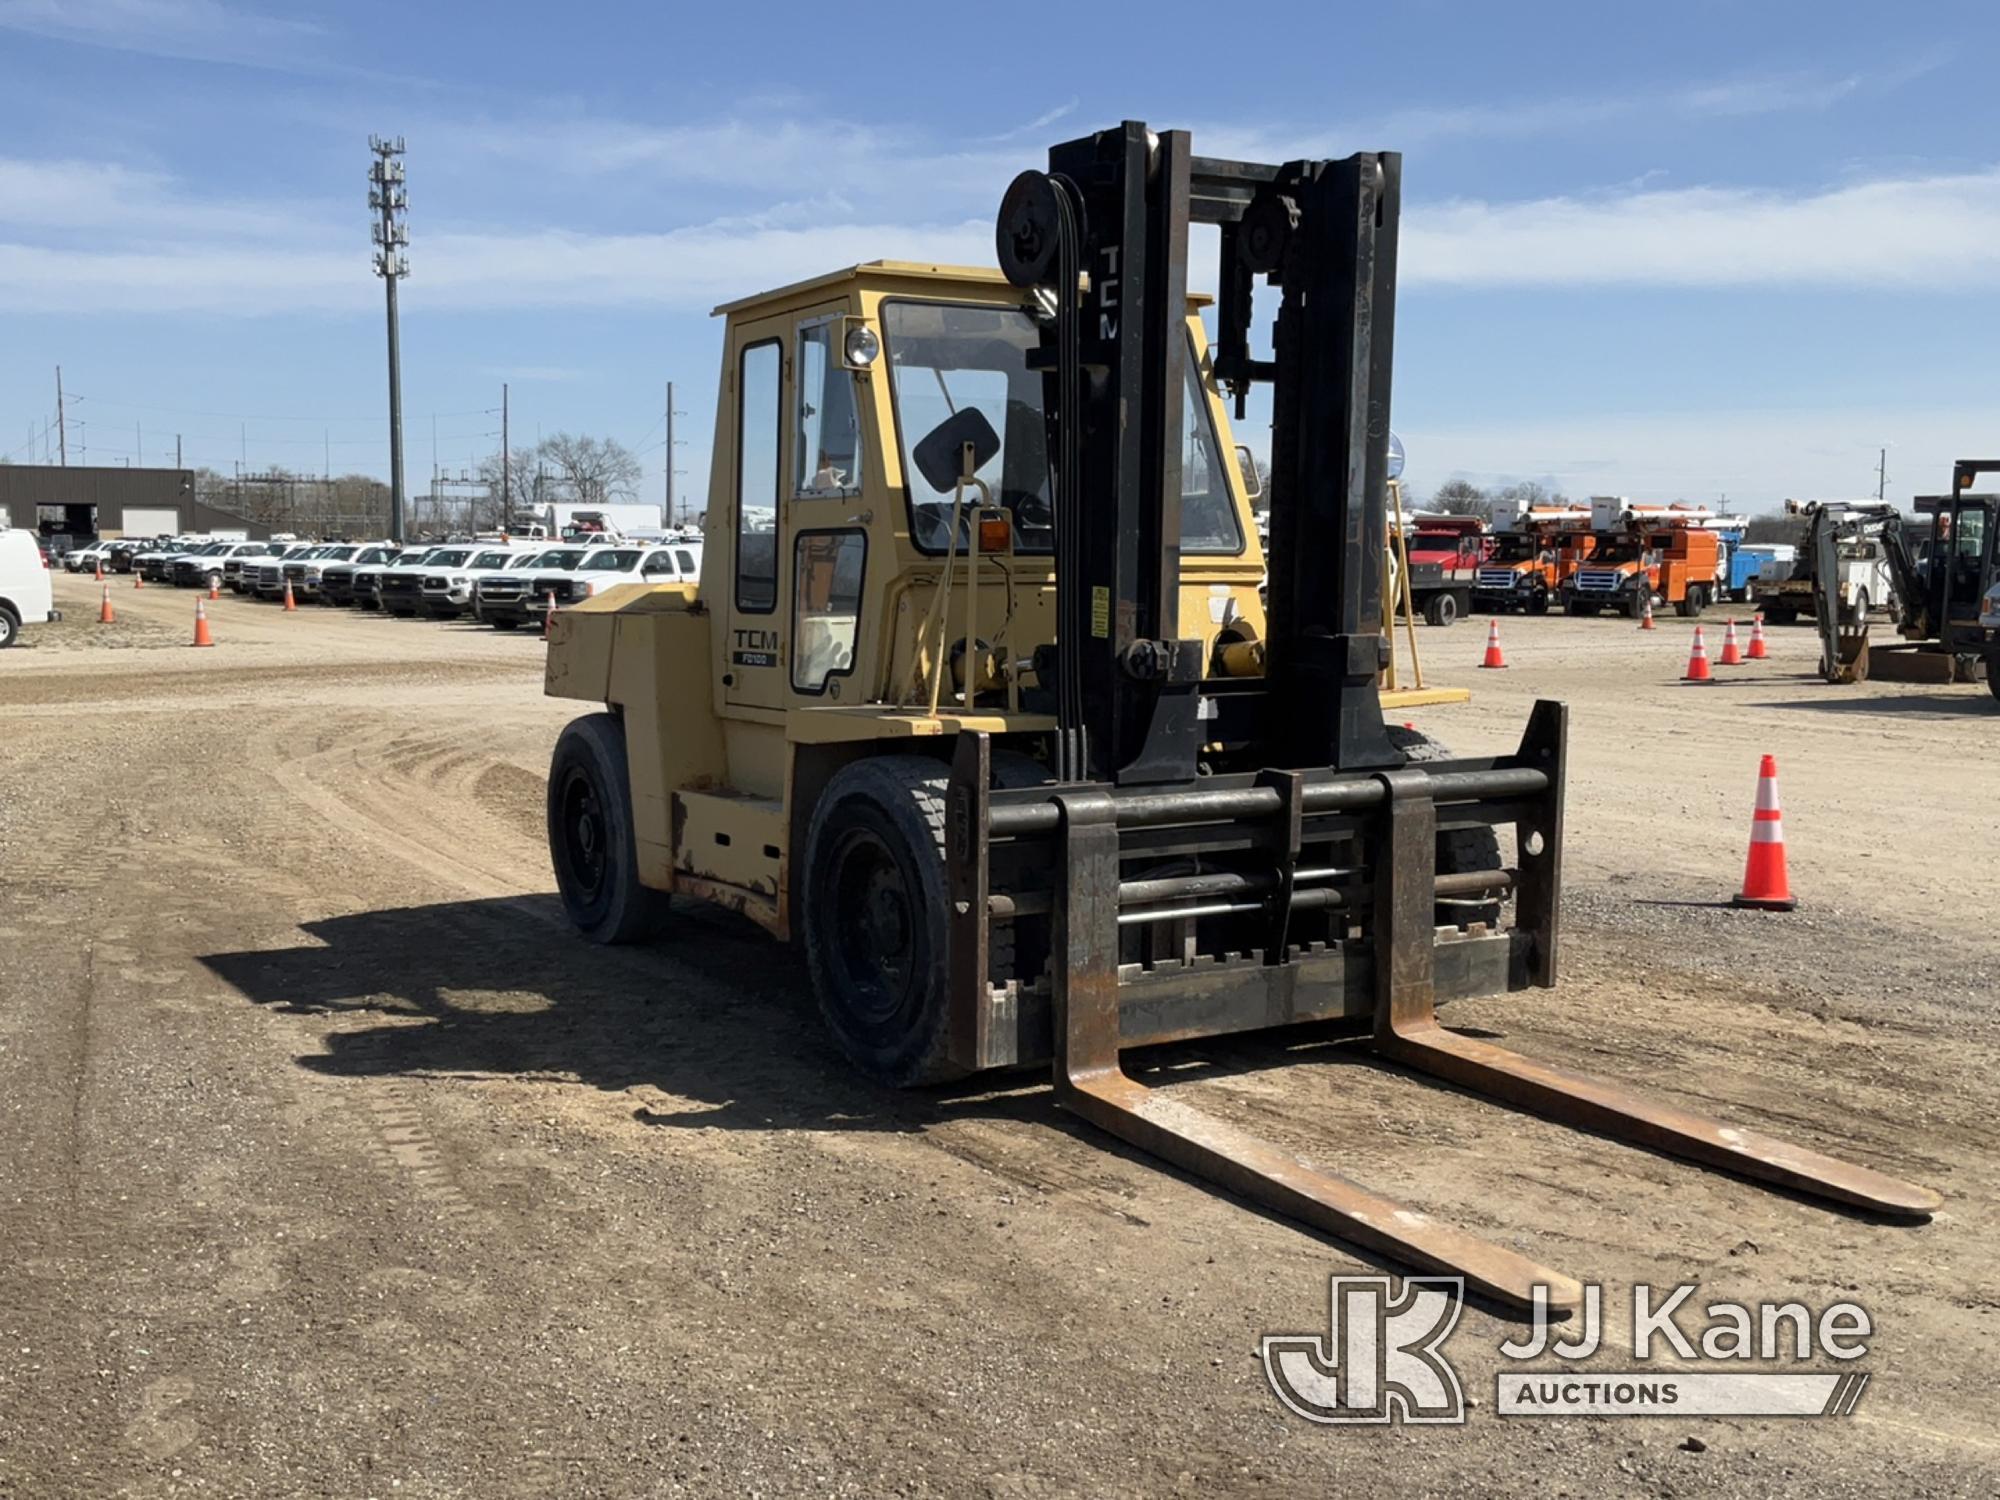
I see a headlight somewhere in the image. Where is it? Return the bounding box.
[451,574,468,585]
[843,322,880,367]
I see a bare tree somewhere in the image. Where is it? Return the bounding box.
[535,433,642,506]
[478,446,542,527]
[1493,480,1564,510]
[1430,478,1490,518]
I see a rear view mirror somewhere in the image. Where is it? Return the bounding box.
[913,407,1001,495]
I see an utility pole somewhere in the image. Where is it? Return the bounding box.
[175,433,183,469]
[369,135,411,543]
[501,383,511,522]
[55,366,66,466]
[137,422,143,467]
[1876,446,1889,501]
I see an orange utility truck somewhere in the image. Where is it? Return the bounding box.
[1561,499,1725,619]
[1472,499,1596,614]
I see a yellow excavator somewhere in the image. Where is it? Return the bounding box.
[542,122,1937,1310]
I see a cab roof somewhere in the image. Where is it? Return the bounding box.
[712,259,1215,316]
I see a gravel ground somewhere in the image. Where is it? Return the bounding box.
[1,575,1995,1497]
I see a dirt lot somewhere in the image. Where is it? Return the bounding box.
[3,573,1996,1497]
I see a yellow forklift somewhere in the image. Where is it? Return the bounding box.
[543,123,1936,1309]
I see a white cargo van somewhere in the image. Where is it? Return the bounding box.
[0,527,60,647]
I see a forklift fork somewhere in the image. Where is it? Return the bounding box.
[1040,708,1940,1317]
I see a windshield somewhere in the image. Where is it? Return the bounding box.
[882,300,1244,557]
[534,549,585,569]
[578,549,642,572]
[426,549,474,566]
[354,548,389,564]
[471,551,513,568]
[318,546,358,561]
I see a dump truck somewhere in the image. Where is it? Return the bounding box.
[1397,512,1489,625]
[1472,501,1594,614]
[541,122,1937,1306]
[1562,499,1726,618]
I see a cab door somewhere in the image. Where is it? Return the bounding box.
[721,314,790,712]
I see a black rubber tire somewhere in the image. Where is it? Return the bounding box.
[1525,589,1550,616]
[490,616,520,631]
[1988,661,2000,707]
[802,755,963,1088]
[1423,592,1458,628]
[1846,590,1869,626]
[547,712,667,944]
[1386,724,1505,928]
[1765,606,1796,626]
[0,604,18,649]
[1563,598,1588,617]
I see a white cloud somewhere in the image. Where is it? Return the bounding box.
[0,0,323,67]
[0,216,995,314]
[1402,169,2000,288]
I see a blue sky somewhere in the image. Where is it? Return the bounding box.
[2,0,1996,514]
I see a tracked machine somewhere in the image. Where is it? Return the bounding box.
[543,123,1938,1309]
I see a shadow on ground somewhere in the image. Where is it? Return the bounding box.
[1743,693,1995,717]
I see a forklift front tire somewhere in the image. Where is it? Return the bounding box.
[547,712,667,945]
[802,756,964,1089]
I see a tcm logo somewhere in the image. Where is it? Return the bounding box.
[731,627,778,668]
[1261,1276,1465,1425]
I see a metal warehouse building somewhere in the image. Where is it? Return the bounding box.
[0,464,269,543]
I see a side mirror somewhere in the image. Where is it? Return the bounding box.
[1234,443,1263,502]
[913,407,1001,495]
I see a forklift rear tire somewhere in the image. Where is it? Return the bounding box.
[1424,593,1458,628]
[1385,725,1505,928]
[803,756,964,1088]
[548,712,667,945]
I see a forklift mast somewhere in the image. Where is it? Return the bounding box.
[996,123,1398,783]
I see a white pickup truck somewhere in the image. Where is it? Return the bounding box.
[416,543,547,619]
[474,542,702,629]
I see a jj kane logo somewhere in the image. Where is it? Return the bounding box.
[1262,1277,1878,1425]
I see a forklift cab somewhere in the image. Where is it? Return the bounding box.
[1912,464,2000,654]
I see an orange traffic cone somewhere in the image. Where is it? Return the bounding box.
[1478,618,1507,669]
[98,582,116,624]
[1683,625,1713,682]
[541,589,557,641]
[1746,614,1768,660]
[1718,619,1743,665]
[94,561,104,582]
[133,572,145,589]
[1733,755,1796,910]
[192,596,215,647]
[282,580,298,612]
[1639,596,1655,631]
[208,577,221,601]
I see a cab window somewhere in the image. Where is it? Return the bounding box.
[1178,357,1243,553]
[642,551,678,577]
[736,339,781,612]
[796,320,862,497]
[792,532,864,693]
